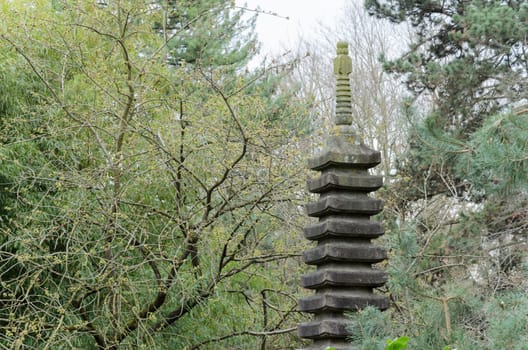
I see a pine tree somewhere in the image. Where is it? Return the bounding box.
[358,2,528,349]
[366,0,528,136]
[365,0,528,200]
[155,0,257,68]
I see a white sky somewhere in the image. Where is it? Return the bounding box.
[236,0,346,57]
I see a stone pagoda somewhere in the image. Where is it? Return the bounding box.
[298,42,389,350]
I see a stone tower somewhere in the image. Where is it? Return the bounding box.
[298,42,389,350]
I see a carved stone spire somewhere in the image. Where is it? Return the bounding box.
[298,42,389,350]
[334,41,353,125]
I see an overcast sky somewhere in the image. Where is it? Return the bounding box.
[235,0,346,57]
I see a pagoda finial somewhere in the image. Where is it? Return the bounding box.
[333,41,353,125]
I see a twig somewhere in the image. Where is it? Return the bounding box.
[189,327,297,350]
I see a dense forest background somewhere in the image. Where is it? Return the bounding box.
[0,0,526,349]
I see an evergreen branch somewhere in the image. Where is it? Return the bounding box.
[413,263,466,277]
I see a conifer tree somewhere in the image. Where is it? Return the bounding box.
[364,0,528,200]
[366,0,528,136]
[155,0,257,68]
[355,1,528,349]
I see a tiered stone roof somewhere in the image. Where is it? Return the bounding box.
[298,42,389,350]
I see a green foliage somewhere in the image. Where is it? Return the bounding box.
[0,1,309,349]
[486,293,528,349]
[347,199,528,350]
[348,269,528,349]
[348,306,393,350]
[367,0,528,137]
[395,109,528,202]
[354,3,528,350]
[385,336,409,350]
[156,0,257,68]
[457,112,528,195]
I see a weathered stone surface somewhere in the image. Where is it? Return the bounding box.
[308,146,381,171]
[304,218,384,240]
[307,173,383,193]
[334,42,353,126]
[302,267,387,289]
[303,243,387,264]
[306,195,383,217]
[298,41,388,348]
[299,291,390,313]
[298,317,349,339]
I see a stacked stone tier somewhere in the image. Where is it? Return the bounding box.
[298,315,349,339]
[299,41,389,350]
[299,290,390,313]
[308,172,383,193]
[299,149,388,347]
[303,242,387,264]
[306,193,383,216]
[304,218,384,240]
[308,145,381,171]
[302,266,387,289]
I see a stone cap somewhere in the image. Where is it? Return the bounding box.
[299,290,390,313]
[303,243,387,265]
[304,218,384,240]
[308,126,381,170]
[298,316,349,339]
[306,195,383,217]
[302,267,387,289]
[308,172,383,193]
